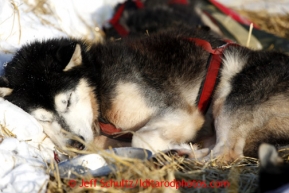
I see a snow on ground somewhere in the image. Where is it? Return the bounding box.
[0,0,289,192]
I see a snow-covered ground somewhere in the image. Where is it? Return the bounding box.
[0,0,289,192]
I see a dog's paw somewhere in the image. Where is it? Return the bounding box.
[161,149,190,158]
[163,148,210,160]
[201,150,242,164]
[185,148,211,160]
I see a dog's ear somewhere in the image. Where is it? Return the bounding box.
[0,87,13,97]
[0,77,13,97]
[63,44,82,71]
[259,143,283,168]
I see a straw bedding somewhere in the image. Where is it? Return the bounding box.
[47,147,260,193]
[46,142,289,192]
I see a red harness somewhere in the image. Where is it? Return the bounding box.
[109,0,258,37]
[189,38,235,113]
[99,38,235,141]
[109,0,144,36]
[168,0,189,5]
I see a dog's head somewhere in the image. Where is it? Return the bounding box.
[0,39,99,149]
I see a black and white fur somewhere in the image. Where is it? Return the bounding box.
[1,27,289,161]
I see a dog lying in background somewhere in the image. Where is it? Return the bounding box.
[1,26,289,162]
[103,0,219,38]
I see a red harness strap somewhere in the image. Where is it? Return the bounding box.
[168,0,189,5]
[109,0,144,36]
[109,0,189,37]
[188,38,235,113]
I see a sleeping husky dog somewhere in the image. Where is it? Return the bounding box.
[1,27,289,161]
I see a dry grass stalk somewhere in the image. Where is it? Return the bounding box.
[4,0,22,44]
[22,0,104,42]
[246,23,254,47]
[0,121,17,138]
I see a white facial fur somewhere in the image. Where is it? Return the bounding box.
[54,79,97,143]
[31,79,97,147]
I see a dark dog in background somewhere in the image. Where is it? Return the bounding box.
[104,0,217,39]
[258,144,289,193]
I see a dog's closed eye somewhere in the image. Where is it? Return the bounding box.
[61,92,72,108]
[55,92,73,113]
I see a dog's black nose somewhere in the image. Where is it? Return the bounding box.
[69,136,85,150]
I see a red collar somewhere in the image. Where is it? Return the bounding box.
[99,122,132,142]
[99,38,235,141]
[188,38,235,114]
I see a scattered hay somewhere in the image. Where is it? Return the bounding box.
[8,0,22,44]
[47,143,260,193]
[23,0,104,42]
[23,0,53,15]
[21,0,69,38]
[0,120,17,139]
[46,137,289,192]
[236,9,289,39]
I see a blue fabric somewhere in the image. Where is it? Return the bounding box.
[0,63,5,76]
[0,53,13,76]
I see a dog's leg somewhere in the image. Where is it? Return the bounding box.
[201,111,234,161]
[132,128,211,158]
[131,106,205,154]
[201,102,289,162]
[203,107,260,162]
[132,128,186,153]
